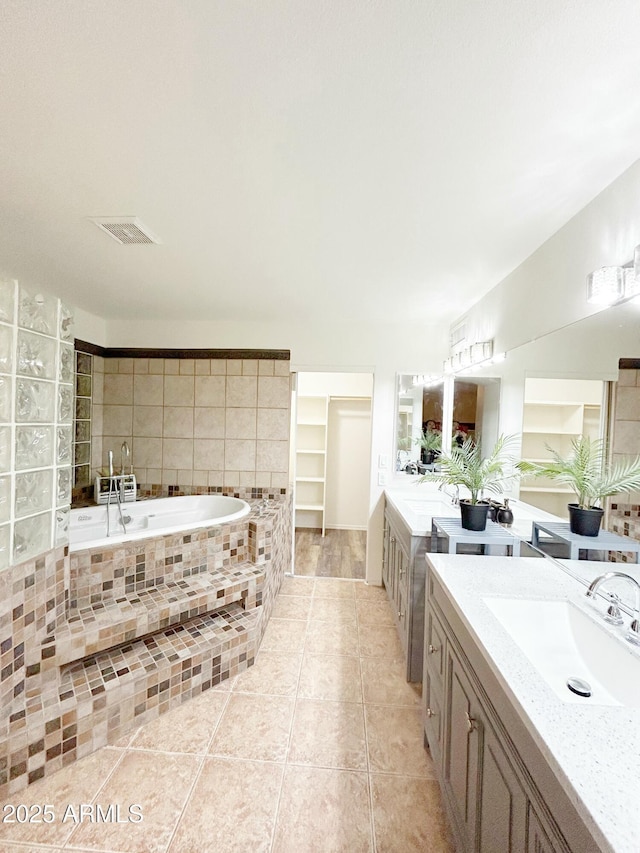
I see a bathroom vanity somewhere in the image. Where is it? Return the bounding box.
[383,484,562,683]
[424,554,640,853]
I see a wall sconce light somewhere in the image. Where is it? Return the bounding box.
[444,340,501,375]
[412,374,444,388]
[586,266,624,305]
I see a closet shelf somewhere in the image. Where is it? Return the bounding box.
[295,395,329,535]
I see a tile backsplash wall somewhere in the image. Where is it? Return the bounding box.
[91,354,291,496]
[608,366,640,557]
[0,280,73,568]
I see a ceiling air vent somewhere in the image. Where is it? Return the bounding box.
[89,216,161,245]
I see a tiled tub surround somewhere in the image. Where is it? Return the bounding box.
[0,493,291,797]
[80,350,292,502]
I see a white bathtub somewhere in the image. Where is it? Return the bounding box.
[69,495,251,552]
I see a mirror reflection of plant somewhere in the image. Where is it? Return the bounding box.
[420,434,520,505]
[516,435,640,509]
[416,429,442,453]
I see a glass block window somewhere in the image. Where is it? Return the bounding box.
[74,350,92,489]
[0,280,74,567]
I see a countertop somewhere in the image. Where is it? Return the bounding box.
[427,553,640,853]
[384,482,563,541]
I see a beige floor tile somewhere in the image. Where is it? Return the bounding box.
[297,653,362,703]
[371,773,454,852]
[309,596,357,623]
[271,593,312,620]
[259,617,307,652]
[0,846,66,852]
[168,757,283,853]
[361,657,422,706]
[356,598,395,626]
[0,747,123,847]
[232,650,302,696]
[129,688,229,754]
[358,622,404,659]
[304,619,359,656]
[209,693,294,762]
[287,698,367,770]
[64,750,200,853]
[279,576,314,596]
[365,705,435,777]
[272,765,373,853]
[354,582,388,600]
[313,578,357,599]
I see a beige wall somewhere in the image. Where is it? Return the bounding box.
[96,355,291,491]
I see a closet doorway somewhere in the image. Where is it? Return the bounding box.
[292,372,373,578]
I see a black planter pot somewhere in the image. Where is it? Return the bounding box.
[567,503,604,537]
[460,500,490,531]
[421,449,437,465]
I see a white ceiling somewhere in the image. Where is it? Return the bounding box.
[2,1,640,328]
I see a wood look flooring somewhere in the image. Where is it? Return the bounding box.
[294,528,367,578]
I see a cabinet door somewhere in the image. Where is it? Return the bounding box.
[425,607,446,694]
[423,672,445,770]
[478,723,527,853]
[396,537,409,599]
[527,805,570,853]
[388,529,398,603]
[393,578,408,655]
[444,648,483,852]
[382,520,391,590]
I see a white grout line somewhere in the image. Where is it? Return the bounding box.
[160,685,233,853]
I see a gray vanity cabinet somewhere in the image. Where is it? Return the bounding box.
[424,567,602,853]
[382,499,429,681]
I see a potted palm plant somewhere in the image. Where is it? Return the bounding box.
[420,434,519,531]
[516,435,640,536]
[417,427,442,465]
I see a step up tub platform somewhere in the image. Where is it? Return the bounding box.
[0,492,292,798]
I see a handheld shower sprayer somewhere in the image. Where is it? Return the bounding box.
[121,441,130,476]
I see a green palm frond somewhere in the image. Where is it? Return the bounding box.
[516,436,640,508]
[420,434,520,504]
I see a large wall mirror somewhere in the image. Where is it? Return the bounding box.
[395,376,445,470]
[452,376,501,456]
[395,373,502,472]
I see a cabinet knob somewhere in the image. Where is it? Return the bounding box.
[390,536,396,543]
[426,707,436,718]
[466,711,478,733]
[428,644,439,654]
[397,609,405,619]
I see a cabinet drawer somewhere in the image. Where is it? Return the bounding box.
[425,607,446,692]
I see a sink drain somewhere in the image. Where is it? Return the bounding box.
[566,677,592,698]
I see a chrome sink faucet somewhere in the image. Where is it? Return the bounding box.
[585,571,640,646]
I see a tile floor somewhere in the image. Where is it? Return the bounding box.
[0,577,453,853]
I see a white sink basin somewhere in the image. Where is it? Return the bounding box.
[403,500,456,516]
[483,596,640,707]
